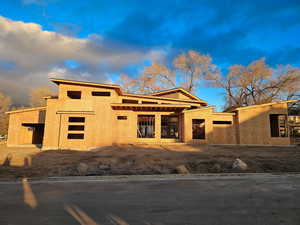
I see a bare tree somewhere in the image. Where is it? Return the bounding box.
[212,58,300,110]
[0,92,12,135]
[119,50,220,94]
[30,86,54,107]
[173,50,220,93]
[118,74,139,93]
[139,62,176,94]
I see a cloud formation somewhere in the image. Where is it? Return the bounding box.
[0,16,165,104]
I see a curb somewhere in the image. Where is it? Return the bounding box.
[1,172,300,184]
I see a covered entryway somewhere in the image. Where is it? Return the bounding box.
[111,103,187,143]
[22,123,45,145]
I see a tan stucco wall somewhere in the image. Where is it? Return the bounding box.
[156,92,192,100]
[212,113,236,144]
[7,81,293,149]
[42,84,197,150]
[236,103,291,145]
[182,108,236,144]
[7,109,45,146]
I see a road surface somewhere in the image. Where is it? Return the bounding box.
[0,174,300,225]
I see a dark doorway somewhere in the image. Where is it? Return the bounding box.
[22,123,45,145]
[161,115,179,139]
[192,119,205,139]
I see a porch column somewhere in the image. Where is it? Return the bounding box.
[155,114,161,142]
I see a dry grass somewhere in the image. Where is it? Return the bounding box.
[0,143,300,178]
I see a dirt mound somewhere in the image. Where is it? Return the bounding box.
[0,144,300,178]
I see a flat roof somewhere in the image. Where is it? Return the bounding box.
[49,78,207,105]
[123,93,207,105]
[50,78,121,89]
[230,100,299,111]
[6,106,46,114]
[111,103,191,111]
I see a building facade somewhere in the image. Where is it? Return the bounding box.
[6,78,298,150]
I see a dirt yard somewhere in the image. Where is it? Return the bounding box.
[0,142,300,179]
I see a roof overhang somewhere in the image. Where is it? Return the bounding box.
[48,78,208,105]
[49,78,122,95]
[230,100,299,112]
[150,88,206,102]
[123,93,207,105]
[6,106,46,114]
[56,111,95,115]
[111,103,191,111]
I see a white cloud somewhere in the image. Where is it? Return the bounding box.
[0,16,166,104]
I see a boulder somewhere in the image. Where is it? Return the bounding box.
[176,165,189,174]
[77,163,89,175]
[212,163,222,172]
[232,158,248,171]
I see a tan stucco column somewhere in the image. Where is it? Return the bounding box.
[155,114,161,141]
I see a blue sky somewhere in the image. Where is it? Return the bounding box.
[0,0,300,109]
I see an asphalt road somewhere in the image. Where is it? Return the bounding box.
[0,174,300,225]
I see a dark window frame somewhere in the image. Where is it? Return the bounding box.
[67,91,82,99]
[67,133,84,139]
[68,125,85,131]
[213,121,232,125]
[142,101,158,104]
[122,99,139,104]
[69,117,85,123]
[91,91,111,96]
[117,116,127,120]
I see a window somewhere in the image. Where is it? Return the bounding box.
[137,115,155,138]
[92,91,111,96]
[117,116,127,120]
[68,116,85,140]
[270,114,288,137]
[122,99,138,104]
[69,117,85,123]
[67,133,84,139]
[142,101,158,104]
[68,125,85,131]
[161,115,179,139]
[213,121,232,125]
[192,119,205,139]
[67,91,81,99]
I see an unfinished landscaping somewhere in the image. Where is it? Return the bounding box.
[1,143,300,179]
